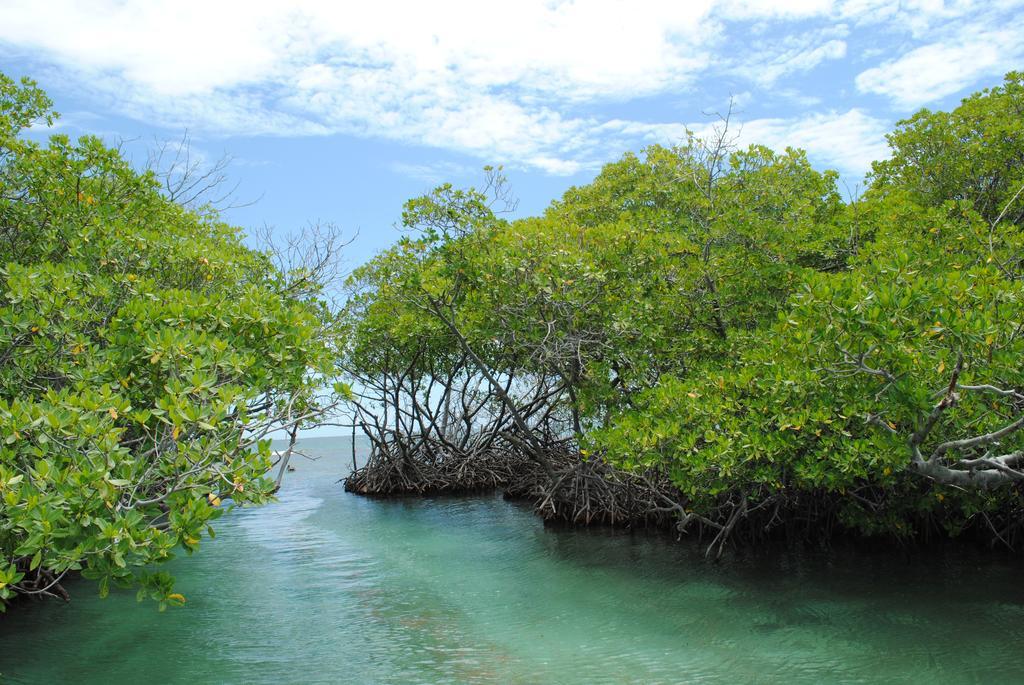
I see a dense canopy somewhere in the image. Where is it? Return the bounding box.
[0,73,341,609]
[342,73,1024,550]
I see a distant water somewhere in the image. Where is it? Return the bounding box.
[3,436,1024,684]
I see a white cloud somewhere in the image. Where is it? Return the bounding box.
[0,2,291,96]
[837,0,1011,36]
[623,109,890,176]
[0,0,726,172]
[0,0,1018,174]
[848,0,1024,107]
[722,0,835,20]
[734,109,891,174]
[855,27,1024,107]
[735,35,847,86]
[1,1,720,102]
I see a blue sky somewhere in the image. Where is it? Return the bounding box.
[1,0,1022,268]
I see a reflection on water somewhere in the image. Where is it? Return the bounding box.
[3,436,1024,684]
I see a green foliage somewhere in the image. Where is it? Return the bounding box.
[0,72,337,608]
[593,75,1024,537]
[870,72,1024,227]
[344,72,1024,543]
[346,140,844,414]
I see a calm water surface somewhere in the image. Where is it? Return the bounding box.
[3,436,1024,684]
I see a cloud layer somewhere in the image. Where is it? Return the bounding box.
[1,0,1021,177]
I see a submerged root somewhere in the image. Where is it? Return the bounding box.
[344,439,769,556]
[343,441,529,495]
[343,439,1024,555]
[533,456,678,528]
[346,442,694,529]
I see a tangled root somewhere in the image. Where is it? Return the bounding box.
[534,457,679,527]
[346,442,682,529]
[344,441,528,495]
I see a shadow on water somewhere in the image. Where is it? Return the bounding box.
[3,436,1024,684]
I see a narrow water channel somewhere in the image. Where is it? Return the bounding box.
[3,436,1023,684]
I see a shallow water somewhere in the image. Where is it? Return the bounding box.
[3,436,1024,684]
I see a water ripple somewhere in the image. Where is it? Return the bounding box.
[3,437,1024,684]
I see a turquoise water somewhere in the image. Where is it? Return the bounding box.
[3,436,1024,684]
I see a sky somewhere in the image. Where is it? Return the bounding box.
[2,0,1023,268]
